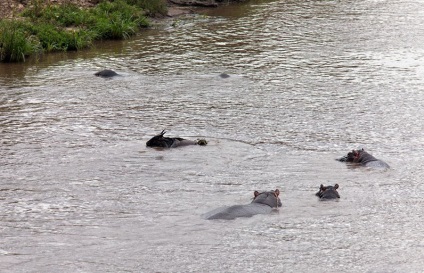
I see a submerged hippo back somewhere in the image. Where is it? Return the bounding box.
[357,150,390,168]
[94,69,119,78]
[204,204,274,220]
[204,189,282,220]
[363,160,390,168]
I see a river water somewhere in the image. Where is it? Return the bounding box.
[1,0,423,272]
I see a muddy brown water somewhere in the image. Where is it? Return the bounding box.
[1,0,423,272]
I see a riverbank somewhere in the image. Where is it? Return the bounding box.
[0,1,94,19]
[0,0,241,62]
[0,0,206,20]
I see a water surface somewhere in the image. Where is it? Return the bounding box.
[1,0,423,272]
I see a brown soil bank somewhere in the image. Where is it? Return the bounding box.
[0,0,244,19]
[0,1,97,19]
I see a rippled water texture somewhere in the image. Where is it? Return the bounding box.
[1,0,423,272]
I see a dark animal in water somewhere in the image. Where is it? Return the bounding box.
[337,149,390,169]
[94,69,119,78]
[203,189,282,220]
[146,130,207,148]
[315,184,340,200]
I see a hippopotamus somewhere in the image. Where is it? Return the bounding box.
[146,130,207,148]
[94,69,119,78]
[315,184,340,200]
[219,73,230,78]
[203,189,282,220]
[337,149,390,168]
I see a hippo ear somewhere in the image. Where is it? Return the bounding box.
[254,191,260,197]
[274,189,280,196]
[320,184,324,190]
[334,184,339,189]
[160,130,166,136]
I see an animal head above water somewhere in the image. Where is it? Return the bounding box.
[252,189,282,208]
[146,130,176,148]
[315,184,340,199]
[338,148,370,162]
[146,130,207,148]
[337,148,378,164]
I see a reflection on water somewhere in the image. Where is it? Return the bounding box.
[1,0,423,272]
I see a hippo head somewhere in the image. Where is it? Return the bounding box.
[252,189,282,208]
[316,184,340,199]
[146,130,173,148]
[338,149,365,163]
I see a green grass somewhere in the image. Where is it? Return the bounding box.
[28,23,95,51]
[0,0,162,62]
[91,0,149,39]
[124,0,168,16]
[41,4,90,27]
[0,20,41,62]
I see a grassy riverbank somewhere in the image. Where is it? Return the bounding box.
[0,0,167,62]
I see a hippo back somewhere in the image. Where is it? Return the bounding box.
[94,69,119,78]
[204,189,282,220]
[203,204,274,220]
[357,150,390,168]
[363,160,390,168]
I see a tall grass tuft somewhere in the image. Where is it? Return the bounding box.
[28,23,95,52]
[68,29,96,50]
[0,20,41,62]
[92,0,148,39]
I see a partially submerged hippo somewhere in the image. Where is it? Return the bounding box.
[146,130,207,148]
[337,149,390,168]
[203,189,282,220]
[94,69,119,78]
[316,184,340,200]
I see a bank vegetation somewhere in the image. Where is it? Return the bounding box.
[0,0,168,62]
